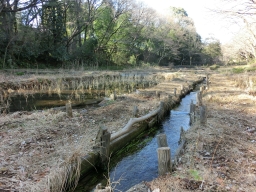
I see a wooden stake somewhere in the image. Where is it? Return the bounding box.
[66,102,73,117]
[180,85,184,95]
[98,125,111,170]
[206,74,209,88]
[110,91,116,100]
[174,88,176,97]
[156,91,160,100]
[197,91,202,106]
[157,101,165,121]
[132,106,139,117]
[179,126,185,144]
[0,93,3,103]
[190,100,195,125]
[200,105,207,125]
[157,134,168,148]
[157,147,172,175]
[200,86,205,92]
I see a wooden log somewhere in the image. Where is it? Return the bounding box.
[66,102,73,117]
[157,134,168,148]
[111,102,163,141]
[157,147,172,176]
[200,105,207,125]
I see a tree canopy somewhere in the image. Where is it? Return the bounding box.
[0,0,219,69]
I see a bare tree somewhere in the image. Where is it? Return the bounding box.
[211,0,256,63]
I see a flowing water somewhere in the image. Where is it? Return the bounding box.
[75,91,197,192]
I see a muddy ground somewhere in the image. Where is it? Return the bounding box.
[0,67,204,191]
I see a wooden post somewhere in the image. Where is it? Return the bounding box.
[168,95,172,115]
[189,100,195,114]
[157,134,168,148]
[110,91,116,100]
[157,147,172,175]
[157,102,165,121]
[156,91,160,100]
[97,125,111,170]
[179,126,185,144]
[189,100,195,125]
[200,105,207,125]
[180,85,184,95]
[0,93,3,103]
[200,86,205,92]
[206,74,209,89]
[132,105,139,117]
[66,102,73,117]
[174,88,176,97]
[168,95,172,101]
[197,91,202,106]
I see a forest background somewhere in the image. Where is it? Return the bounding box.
[0,0,225,70]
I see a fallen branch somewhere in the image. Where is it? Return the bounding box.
[111,102,162,141]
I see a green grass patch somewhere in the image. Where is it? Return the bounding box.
[189,169,203,181]
[16,71,25,76]
[232,67,245,73]
[246,66,256,72]
[209,64,220,70]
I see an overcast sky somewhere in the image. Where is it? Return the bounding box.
[139,0,241,43]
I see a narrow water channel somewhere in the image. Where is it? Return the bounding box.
[75,91,197,192]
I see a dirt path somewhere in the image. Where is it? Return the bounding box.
[0,68,204,191]
[146,71,256,192]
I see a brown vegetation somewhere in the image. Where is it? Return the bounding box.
[147,70,256,192]
[0,67,203,191]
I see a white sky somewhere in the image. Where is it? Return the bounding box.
[139,0,241,44]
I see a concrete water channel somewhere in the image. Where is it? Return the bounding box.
[75,91,198,191]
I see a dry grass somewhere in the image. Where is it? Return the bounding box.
[0,68,204,191]
[147,71,256,192]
